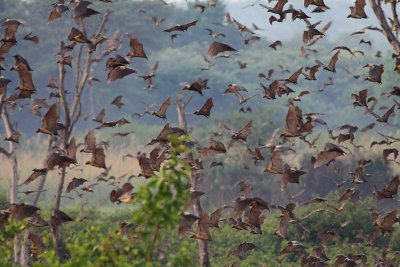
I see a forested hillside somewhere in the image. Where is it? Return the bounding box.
[1,0,400,266]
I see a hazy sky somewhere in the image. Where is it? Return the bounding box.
[167,0,388,48]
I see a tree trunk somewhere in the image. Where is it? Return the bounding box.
[31,136,52,206]
[368,0,400,54]
[176,96,211,267]
[1,91,21,265]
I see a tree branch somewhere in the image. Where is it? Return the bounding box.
[368,0,400,54]
[69,10,110,125]
[0,146,11,158]
[175,96,210,267]
[390,2,400,35]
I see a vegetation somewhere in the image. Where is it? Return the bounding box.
[1,0,400,266]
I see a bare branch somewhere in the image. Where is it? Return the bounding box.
[69,10,110,124]
[390,2,400,35]
[0,146,11,158]
[175,95,210,267]
[368,0,400,54]
[183,93,194,109]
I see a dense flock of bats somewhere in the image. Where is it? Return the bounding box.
[1,0,400,265]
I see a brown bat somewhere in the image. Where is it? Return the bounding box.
[223,83,247,94]
[56,54,72,67]
[23,32,39,44]
[194,4,207,13]
[303,24,325,45]
[264,150,284,174]
[178,213,199,238]
[315,50,340,72]
[237,60,247,69]
[304,0,328,8]
[139,61,159,89]
[163,20,198,32]
[81,129,96,153]
[228,242,256,260]
[152,95,172,119]
[235,92,258,105]
[304,64,321,80]
[110,182,134,203]
[137,153,156,178]
[348,0,367,19]
[46,153,76,170]
[364,63,384,83]
[48,3,69,23]
[286,67,303,84]
[374,176,400,199]
[265,0,288,15]
[359,39,372,47]
[312,143,346,168]
[4,130,21,144]
[232,18,255,34]
[269,40,282,50]
[228,120,253,148]
[148,123,186,145]
[51,209,73,226]
[0,40,16,60]
[373,209,398,235]
[279,241,305,256]
[27,232,46,254]
[73,0,99,19]
[351,88,369,107]
[66,177,88,193]
[197,139,227,161]
[68,27,91,44]
[331,46,357,57]
[107,65,136,83]
[360,122,375,132]
[93,108,106,123]
[383,148,398,162]
[149,147,167,172]
[67,137,77,162]
[376,104,395,123]
[111,95,124,109]
[151,16,166,27]
[95,118,130,129]
[275,210,289,239]
[113,131,134,138]
[291,9,311,21]
[106,54,131,70]
[10,203,39,221]
[194,97,213,118]
[239,107,252,113]
[205,28,226,38]
[36,103,59,135]
[127,35,147,59]
[182,78,209,95]
[1,19,23,41]
[281,167,306,190]
[10,55,36,97]
[208,41,237,57]
[244,35,261,45]
[22,168,48,185]
[192,213,212,241]
[282,101,305,137]
[86,147,107,169]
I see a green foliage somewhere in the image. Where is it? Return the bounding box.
[131,135,192,264]
[33,135,193,266]
[0,219,28,267]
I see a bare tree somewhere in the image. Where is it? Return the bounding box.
[368,0,400,54]
[46,10,111,261]
[0,77,21,265]
[176,92,210,267]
